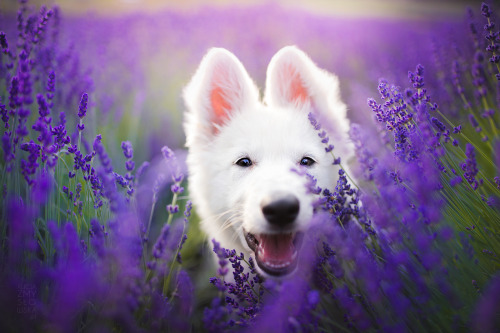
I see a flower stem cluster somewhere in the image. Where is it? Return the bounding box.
[205,240,264,331]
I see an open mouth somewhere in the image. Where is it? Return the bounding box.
[245,231,304,276]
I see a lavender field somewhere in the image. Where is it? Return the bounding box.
[1,0,499,332]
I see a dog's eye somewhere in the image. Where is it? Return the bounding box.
[300,157,315,167]
[235,157,253,167]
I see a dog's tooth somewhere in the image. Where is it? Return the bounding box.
[262,260,292,269]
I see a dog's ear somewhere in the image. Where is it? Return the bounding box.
[264,46,342,112]
[265,46,353,162]
[183,48,259,139]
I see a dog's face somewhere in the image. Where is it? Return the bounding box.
[183,46,352,277]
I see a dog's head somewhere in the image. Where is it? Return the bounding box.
[183,46,352,277]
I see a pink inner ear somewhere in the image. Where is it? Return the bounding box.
[209,66,234,127]
[287,65,308,104]
[210,85,231,124]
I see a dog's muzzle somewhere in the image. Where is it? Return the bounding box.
[244,192,304,277]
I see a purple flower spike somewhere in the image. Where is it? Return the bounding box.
[32,171,53,203]
[450,176,463,187]
[121,141,133,159]
[409,65,425,89]
[161,146,174,160]
[78,93,88,118]
[468,114,479,128]
[171,184,184,194]
[2,132,14,166]
[0,31,8,51]
[462,143,479,190]
[125,160,135,171]
[135,161,149,181]
[93,134,113,174]
[184,201,193,218]
[173,173,184,183]
[481,3,492,17]
[308,112,321,131]
[36,93,50,118]
[9,76,20,109]
[46,70,55,103]
[431,117,446,132]
[166,204,179,214]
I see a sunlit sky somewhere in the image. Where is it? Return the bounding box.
[1,0,477,19]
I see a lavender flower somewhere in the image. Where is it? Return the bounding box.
[206,240,264,330]
[32,7,53,43]
[152,224,171,260]
[9,76,21,110]
[119,141,135,195]
[166,204,179,214]
[308,112,334,152]
[121,140,133,159]
[0,31,8,51]
[481,3,492,18]
[20,141,41,185]
[469,114,480,131]
[472,50,489,99]
[212,239,230,282]
[93,134,112,173]
[78,93,89,119]
[77,93,88,132]
[462,143,480,190]
[135,161,150,182]
[46,70,55,105]
[451,60,465,95]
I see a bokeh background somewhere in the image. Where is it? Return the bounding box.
[0,0,480,168]
[0,0,477,16]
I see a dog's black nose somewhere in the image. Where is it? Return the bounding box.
[261,193,300,227]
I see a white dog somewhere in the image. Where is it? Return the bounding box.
[183,46,353,277]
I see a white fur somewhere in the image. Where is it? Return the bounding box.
[183,46,353,277]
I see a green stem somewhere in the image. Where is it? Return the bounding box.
[167,191,179,226]
[161,189,181,295]
[328,150,360,191]
[481,96,498,138]
[78,120,82,151]
[436,109,495,168]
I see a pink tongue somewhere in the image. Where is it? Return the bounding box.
[258,234,295,264]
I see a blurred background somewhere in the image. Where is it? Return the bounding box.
[0,0,483,241]
[0,0,486,215]
[0,0,485,248]
[0,0,480,163]
[1,0,477,17]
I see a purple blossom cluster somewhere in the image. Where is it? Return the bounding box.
[0,2,195,331]
[204,240,264,331]
[204,4,500,332]
[206,101,459,332]
[482,3,500,80]
[462,143,480,190]
[114,140,135,197]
